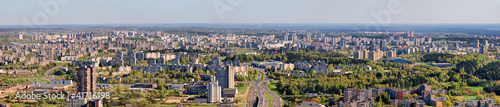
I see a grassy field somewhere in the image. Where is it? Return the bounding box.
[237,83,248,95]
[265,91,275,103]
[468,86,484,91]
[268,104,273,107]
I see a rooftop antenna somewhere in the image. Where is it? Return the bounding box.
[386,27,389,35]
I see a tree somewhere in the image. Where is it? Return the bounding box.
[310,69,317,76]
[194,75,201,81]
[310,98,320,103]
[159,90,167,101]
[116,85,123,93]
[376,92,390,104]
[38,97,45,105]
[476,94,486,100]
[444,101,453,106]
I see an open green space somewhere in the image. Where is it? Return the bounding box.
[467,86,484,91]
[267,81,280,95]
[237,83,248,95]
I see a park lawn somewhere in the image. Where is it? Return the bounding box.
[441,83,451,87]
[265,91,275,103]
[468,86,484,91]
[268,104,273,107]
[456,96,476,100]
[237,83,248,95]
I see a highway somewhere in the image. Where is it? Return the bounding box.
[247,68,283,107]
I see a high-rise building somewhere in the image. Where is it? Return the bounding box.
[485,40,489,47]
[208,81,221,103]
[481,40,488,54]
[368,50,384,61]
[217,66,235,89]
[292,33,298,42]
[283,33,289,41]
[428,38,432,44]
[324,37,330,44]
[76,65,96,93]
[306,34,312,41]
[476,40,480,48]
[344,88,356,102]
[353,50,364,59]
[18,32,24,40]
[156,31,163,36]
[386,50,397,58]
[354,50,372,59]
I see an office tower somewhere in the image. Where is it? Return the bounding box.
[482,40,488,54]
[386,50,397,58]
[381,40,387,48]
[18,32,24,40]
[207,81,221,103]
[368,50,384,61]
[284,33,289,40]
[306,34,312,41]
[292,33,298,42]
[414,39,420,46]
[324,37,330,44]
[386,27,389,35]
[363,50,370,59]
[77,65,96,93]
[411,31,414,37]
[156,31,163,36]
[340,40,347,47]
[217,66,235,89]
[354,50,364,59]
[344,88,356,102]
[476,40,480,48]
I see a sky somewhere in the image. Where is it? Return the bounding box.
[0,0,500,25]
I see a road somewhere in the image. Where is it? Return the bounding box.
[247,68,283,107]
[44,65,64,80]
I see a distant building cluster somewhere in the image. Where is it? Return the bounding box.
[334,84,497,107]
